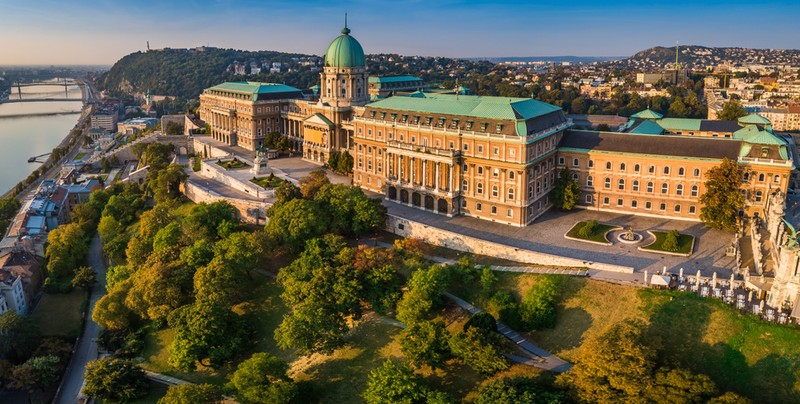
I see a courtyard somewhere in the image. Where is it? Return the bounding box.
[384,202,736,277]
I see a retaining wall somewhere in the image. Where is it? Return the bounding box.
[197,159,273,199]
[182,181,267,225]
[386,214,634,273]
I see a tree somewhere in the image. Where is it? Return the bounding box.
[159,383,223,404]
[71,266,96,289]
[154,164,188,203]
[448,327,509,375]
[399,320,451,369]
[551,168,579,211]
[662,230,681,252]
[570,97,587,114]
[298,168,330,198]
[645,368,718,403]
[519,275,561,330]
[213,231,261,278]
[9,355,61,391]
[274,300,349,355]
[700,158,744,230]
[315,184,386,236]
[45,222,87,284]
[168,302,249,371]
[83,358,147,402]
[126,257,193,321]
[194,257,246,306]
[265,198,327,251]
[0,197,21,235]
[577,220,597,238]
[0,311,41,362]
[229,352,297,404]
[557,319,656,402]
[396,265,450,325]
[267,181,302,216]
[718,99,747,121]
[668,97,688,117]
[338,150,354,174]
[93,283,136,331]
[362,360,428,404]
[182,201,238,242]
[473,377,567,404]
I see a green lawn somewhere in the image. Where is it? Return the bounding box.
[480,272,800,402]
[74,152,86,160]
[565,221,618,244]
[250,176,286,189]
[215,158,248,170]
[30,289,87,338]
[640,230,695,255]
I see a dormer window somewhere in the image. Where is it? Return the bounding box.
[401,114,408,122]
[451,119,459,129]
[391,113,397,121]
[438,117,446,127]
[381,112,387,120]
[413,116,420,124]
[370,111,376,118]
[466,120,474,130]
[761,147,769,158]
[481,122,489,132]
[426,116,433,125]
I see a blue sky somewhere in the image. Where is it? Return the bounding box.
[1,0,799,65]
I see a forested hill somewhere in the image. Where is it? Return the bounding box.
[99,47,319,100]
[619,45,800,69]
[99,47,497,104]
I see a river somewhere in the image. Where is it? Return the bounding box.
[0,82,83,194]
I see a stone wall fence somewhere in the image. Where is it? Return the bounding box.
[182,181,267,225]
[386,214,634,274]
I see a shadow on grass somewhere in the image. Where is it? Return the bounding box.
[642,290,800,403]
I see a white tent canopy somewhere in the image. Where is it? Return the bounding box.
[650,275,671,286]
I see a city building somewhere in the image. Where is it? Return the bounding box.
[352,92,570,226]
[368,76,427,98]
[117,117,158,135]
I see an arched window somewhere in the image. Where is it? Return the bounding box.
[674,204,682,213]
[646,182,654,193]
[509,171,515,180]
[492,185,499,197]
[678,167,685,176]
[604,177,611,189]
[691,185,699,197]
[606,161,612,170]
[618,178,625,190]
[693,168,700,177]
[572,173,579,181]
[744,172,750,181]
[663,166,671,175]
[774,174,781,183]
[508,188,515,200]
[661,183,669,194]
[755,190,763,202]
[620,163,626,171]
[758,173,765,182]
[573,158,579,167]
[634,164,641,173]
[676,184,684,196]
[477,183,483,194]
[632,180,640,192]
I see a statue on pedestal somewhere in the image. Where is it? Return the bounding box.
[253,147,269,176]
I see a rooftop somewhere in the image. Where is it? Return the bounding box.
[560,130,742,160]
[365,92,562,122]
[205,82,304,101]
[368,76,423,84]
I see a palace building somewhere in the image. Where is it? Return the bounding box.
[198,23,798,228]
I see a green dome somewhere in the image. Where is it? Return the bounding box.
[324,27,365,68]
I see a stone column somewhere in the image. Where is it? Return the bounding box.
[435,163,440,191]
[410,158,415,185]
[422,160,428,188]
[448,164,454,193]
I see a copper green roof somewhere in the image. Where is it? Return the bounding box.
[206,82,302,101]
[735,125,788,159]
[738,113,771,125]
[324,27,365,68]
[366,92,561,122]
[656,118,702,131]
[631,108,663,119]
[628,119,664,135]
[368,76,422,84]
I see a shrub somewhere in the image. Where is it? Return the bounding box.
[464,312,498,333]
[519,276,562,331]
[662,230,680,252]
[577,220,598,238]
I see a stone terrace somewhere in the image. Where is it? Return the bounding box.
[385,203,736,277]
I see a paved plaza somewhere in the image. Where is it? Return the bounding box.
[385,202,736,277]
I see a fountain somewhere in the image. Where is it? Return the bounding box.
[616,226,643,244]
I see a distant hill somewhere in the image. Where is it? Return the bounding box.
[620,45,800,69]
[468,56,623,64]
[99,48,496,102]
[98,47,319,100]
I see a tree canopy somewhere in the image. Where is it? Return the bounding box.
[700,158,744,230]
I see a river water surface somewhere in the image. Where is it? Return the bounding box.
[0,83,83,194]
